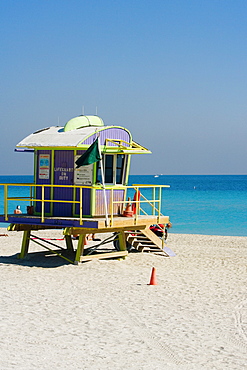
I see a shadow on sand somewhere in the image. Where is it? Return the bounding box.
[0,250,76,268]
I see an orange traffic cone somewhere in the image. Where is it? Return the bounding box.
[123,197,133,217]
[148,267,157,285]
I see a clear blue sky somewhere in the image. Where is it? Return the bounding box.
[1,0,247,175]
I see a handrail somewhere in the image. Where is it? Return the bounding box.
[4,184,8,221]
[0,182,169,226]
[132,184,170,188]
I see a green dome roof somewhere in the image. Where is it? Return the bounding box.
[64,115,104,132]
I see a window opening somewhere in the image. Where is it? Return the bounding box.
[116,154,125,184]
[96,154,126,185]
[105,155,114,183]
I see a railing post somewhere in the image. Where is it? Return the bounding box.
[4,185,8,221]
[41,185,45,223]
[79,187,82,225]
[135,186,139,225]
[110,188,113,227]
[158,186,162,223]
[152,187,155,215]
[30,185,33,206]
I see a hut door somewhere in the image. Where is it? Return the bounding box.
[53,150,74,217]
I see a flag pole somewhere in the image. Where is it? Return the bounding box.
[97,133,109,227]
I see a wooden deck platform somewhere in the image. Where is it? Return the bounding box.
[1,214,170,231]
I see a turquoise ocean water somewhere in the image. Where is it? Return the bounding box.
[0,175,247,236]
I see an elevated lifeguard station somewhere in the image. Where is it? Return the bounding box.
[0,115,172,263]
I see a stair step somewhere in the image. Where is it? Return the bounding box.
[153,252,168,256]
[132,235,149,239]
[136,246,145,252]
[135,240,155,244]
[138,244,157,248]
[124,229,169,256]
[143,246,164,251]
[126,237,148,243]
[133,241,142,248]
[124,231,143,235]
[126,236,139,242]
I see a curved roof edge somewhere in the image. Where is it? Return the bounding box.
[64,115,104,132]
[16,125,133,149]
[77,126,132,146]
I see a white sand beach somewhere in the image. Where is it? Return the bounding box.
[0,228,246,369]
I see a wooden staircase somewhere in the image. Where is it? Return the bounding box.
[125,228,170,257]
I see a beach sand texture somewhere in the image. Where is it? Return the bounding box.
[0,228,246,369]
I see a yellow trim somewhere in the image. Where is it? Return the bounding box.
[105,139,151,153]
[132,184,170,188]
[4,184,8,221]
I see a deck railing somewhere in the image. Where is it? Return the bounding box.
[0,183,170,226]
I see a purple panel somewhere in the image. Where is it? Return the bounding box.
[35,150,51,214]
[83,127,131,146]
[53,150,74,217]
[75,188,91,216]
[95,189,125,216]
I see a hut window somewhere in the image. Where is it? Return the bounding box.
[104,155,114,183]
[116,154,125,184]
[96,154,126,185]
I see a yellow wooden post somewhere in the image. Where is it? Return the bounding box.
[30,185,33,206]
[135,187,139,225]
[110,188,113,226]
[158,186,162,223]
[118,230,126,251]
[4,184,8,221]
[18,230,31,259]
[74,233,86,264]
[162,228,165,249]
[80,187,83,225]
[65,235,74,252]
[41,185,45,223]
[152,187,155,215]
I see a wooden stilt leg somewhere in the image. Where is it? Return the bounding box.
[74,233,86,264]
[65,235,74,252]
[118,230,126,251]
[18,230,31,259]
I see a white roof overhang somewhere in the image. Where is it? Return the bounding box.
[16,126,109,148]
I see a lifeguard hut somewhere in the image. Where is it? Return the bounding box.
[0,115,172,263]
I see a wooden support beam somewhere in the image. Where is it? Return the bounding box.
[18,230,30,259]
[74,233,87,264]
[118,230,127,251]
[65,235,74,252]
[64,224,147,236]
[80,250,128,262]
